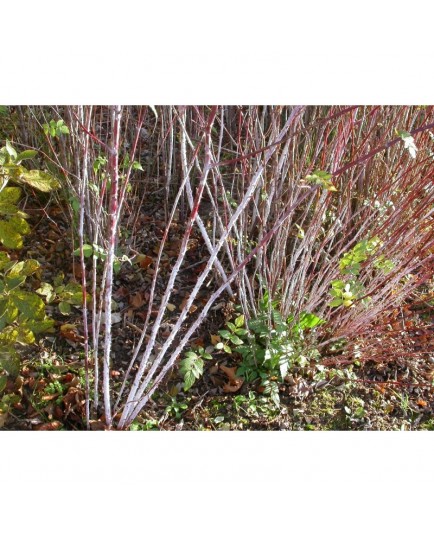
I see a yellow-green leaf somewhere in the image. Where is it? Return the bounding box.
[16,327,35,345]
[0,220,24,249]
[22,317,55,334]
[0,252,10,269]
[0,186,21,204]
[18,169,60,192]
[59,301,71,315]
[15,150,37,163]
[11,290,45,320]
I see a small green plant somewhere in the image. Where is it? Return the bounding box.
[329,236,394,308]
[42,119,70,138]
[214,295,323,406]
[129,419,159,431]
[179,346,213,391]
[343,396,366,421]
[329,280,362,308]
[72,243,132,275]
[215,314,248,353]
[164,396,188,421]
[37,273,89,315]
[305,169,338,192]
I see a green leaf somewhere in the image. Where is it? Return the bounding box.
[235,315,245,327]
[219,329,232,339]
[59,301,71,315]
[5,260,38,279]
[58,122,69,135]
[18,169,60,192]
[248,318,269,334]
[11,290,45,319]
[397,130,418,158]
[132,161,143,171]
[15,150,37,163]
[229,334,244,345]
[223,344,232,354]
[5,140,17,160]
[73,244,93,258]
[0,252,10,269]
[15,326,35,345]
[5,275,26,290]
[61,283,84,305]
[21,259,40,276]
[298,312,324,329]
[329,298,343,307]
[10,215,30,235]
[36,283,55,303]
[21,317,54,334]
[191,359,204,378]
[8,261,25,277]
[0,299,19,327]
[0,220,25,249]
[0,203,19,216]
[113,260,121,274]
[0,186,21,204]
[234,328,248,336]
[183,370,196,391]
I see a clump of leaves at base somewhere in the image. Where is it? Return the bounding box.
[179,347,212,391]
[180,296,324,406]
[223,297,323,406]
[37,273,88,315]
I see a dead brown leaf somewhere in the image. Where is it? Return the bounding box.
[179,295,198,314]
[210,334,221,346]
[130,292,146,309]
[60,323,84,343]
[34,421,63,431]
[90,420,106,431]
[136,254,153,270]
[220,365,244,393]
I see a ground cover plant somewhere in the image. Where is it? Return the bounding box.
[0,105,433,430]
